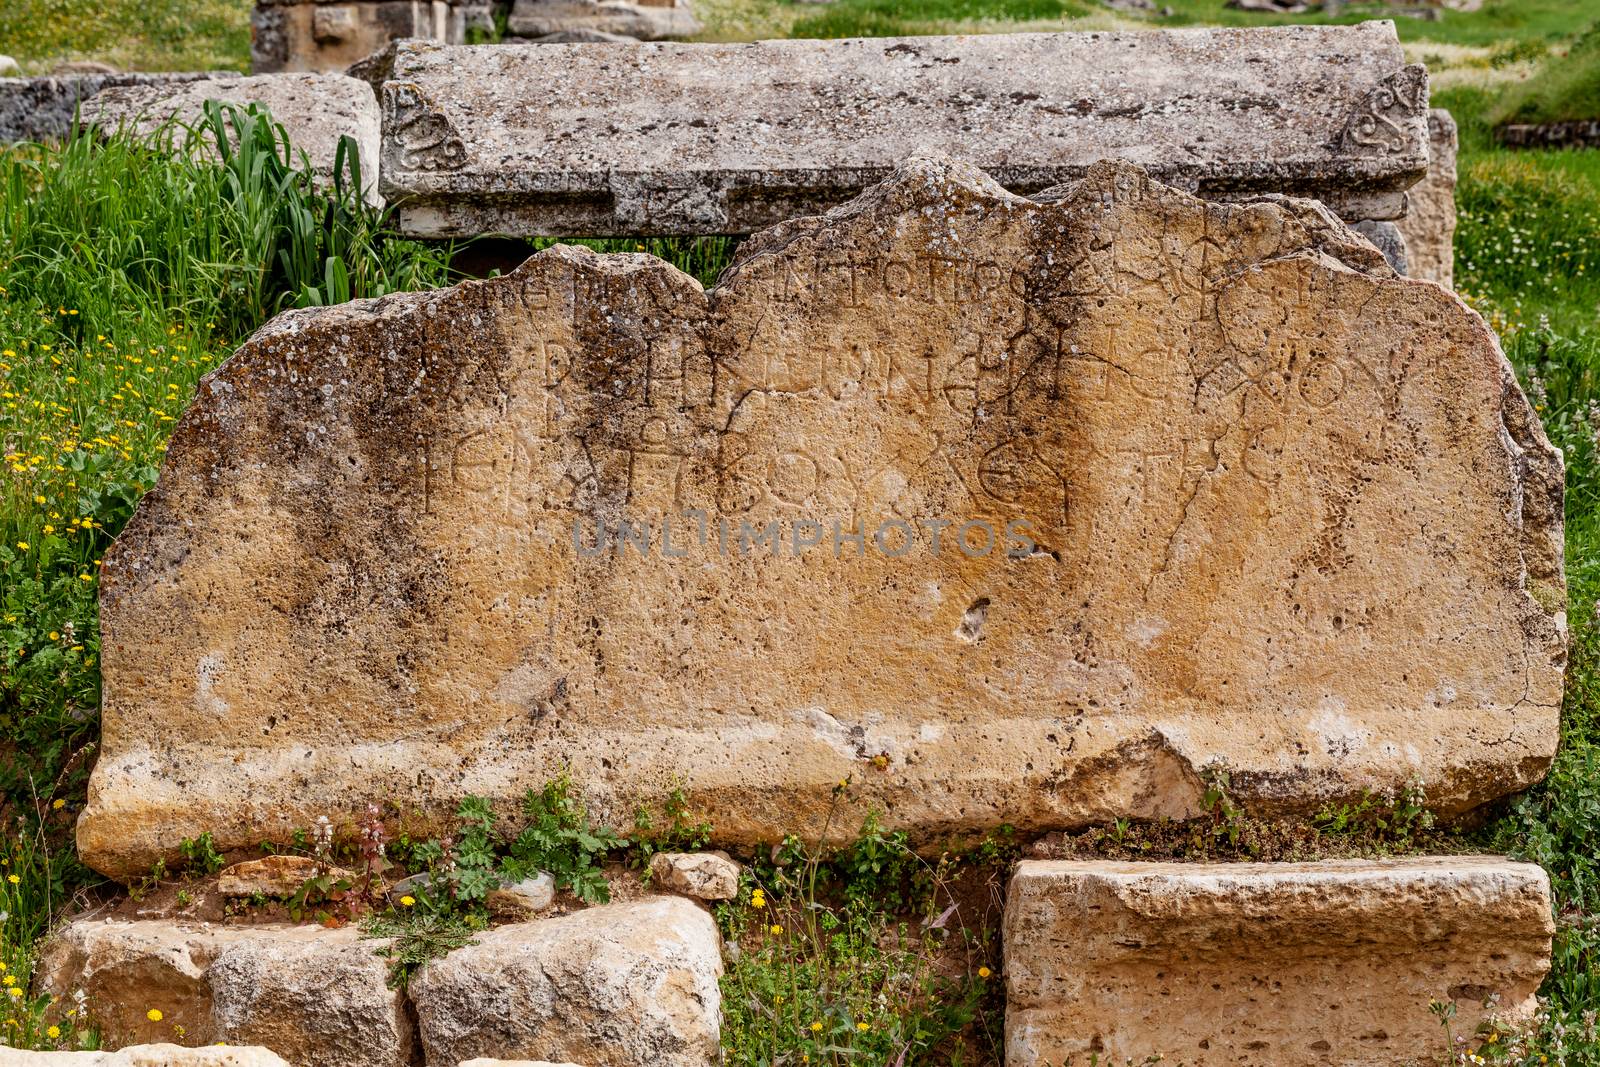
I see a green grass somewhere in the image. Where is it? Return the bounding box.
[0,0,249,74]
[1489,23,1600,126]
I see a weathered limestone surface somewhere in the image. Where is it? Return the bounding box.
[84,73,382,203]
[0,72,231,143]
[80,158,1564,878]
[1003,857,1554,1067]
[35,920,411,1067]
[505,0,700,40]
[380,22,1430,237]
[410,897,722,1067]
[1396,108,1459,288]
[0,1046,291,1067]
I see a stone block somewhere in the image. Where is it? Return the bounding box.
[78,159,1563,878]
[1396,108,1458,288]
[379,22,1431,237]
[218,855,342,897]
[83,73,382,204]
[1003,857,1554,1066]
[410,897,722,1066]
[649,852,740,901]
[505,0,700,40]
[35,920,412,1067]
[0,72,232,143]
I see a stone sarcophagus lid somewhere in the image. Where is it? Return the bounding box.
[378,21,1432,237]
[80,159,1563,879]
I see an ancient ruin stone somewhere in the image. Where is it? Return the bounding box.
[505,0,700,40]
[0,72,231,143]
[379,23,1430,237]
[409,897,722,1067]
[80,158,1563,878]
[486,873,558,919]
[83,73,382,204]
[0,1046,292,1066]
[1003,857,1554,1066]
[1396,108,1458,288]
[36,920,411,1067]
[649,852,740,900]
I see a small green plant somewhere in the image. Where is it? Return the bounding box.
[361,909,483,990]
[503,777,624,904]
[634,784,714,869]
[1315,781,1436,847]
[1200,760,1245,849]
[177,831,224,876]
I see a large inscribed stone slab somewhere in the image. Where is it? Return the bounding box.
[79,159,1564,879]
[378,22,1431,237]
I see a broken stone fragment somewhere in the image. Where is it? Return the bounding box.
[410,897,722,1066]
[1003,857,1554,1066]
[35,920,412,1067]
[0,1046,292,1066]
[218,855,346,898]
[82,73,381,205]
[648,852,740,900]
[1395,108,1458,288]
[485,872,557,919]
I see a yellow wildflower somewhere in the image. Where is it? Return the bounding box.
[6,874,18,884]
[146,1008,163,1022]
[53,798,66,810]
[5,987,20,999]
[810,1021,822,1033]
[977,966,992,979]
[400,895,416,907]
[856,1021,870,1032]
[47,1025,60,1039]
[769,924,782,936]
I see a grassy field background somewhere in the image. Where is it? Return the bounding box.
[2,0,1600,1062]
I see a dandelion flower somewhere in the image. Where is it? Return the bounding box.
[857,1021,870,1032]
[810,1021,823,1033]
[6,874,17,884]
[6,987,20,999]
[400,896,415,907]
[52,799,66,810]
[769,924,782,936]
[146,1008,163,1022]
[47,1026,60,1039]
[977,966,992,979]
[3,975,14,986]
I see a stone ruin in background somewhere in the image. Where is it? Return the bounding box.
[250,0,701,74]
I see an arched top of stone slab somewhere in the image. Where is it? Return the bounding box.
[81,158,1563,880]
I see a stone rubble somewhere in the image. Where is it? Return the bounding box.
[34,920,412,1067]
[648,853,740,901]
[410,897,722,1067]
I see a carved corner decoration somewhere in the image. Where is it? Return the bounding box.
[1337,64,1429,157]
[383,82,468,172]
